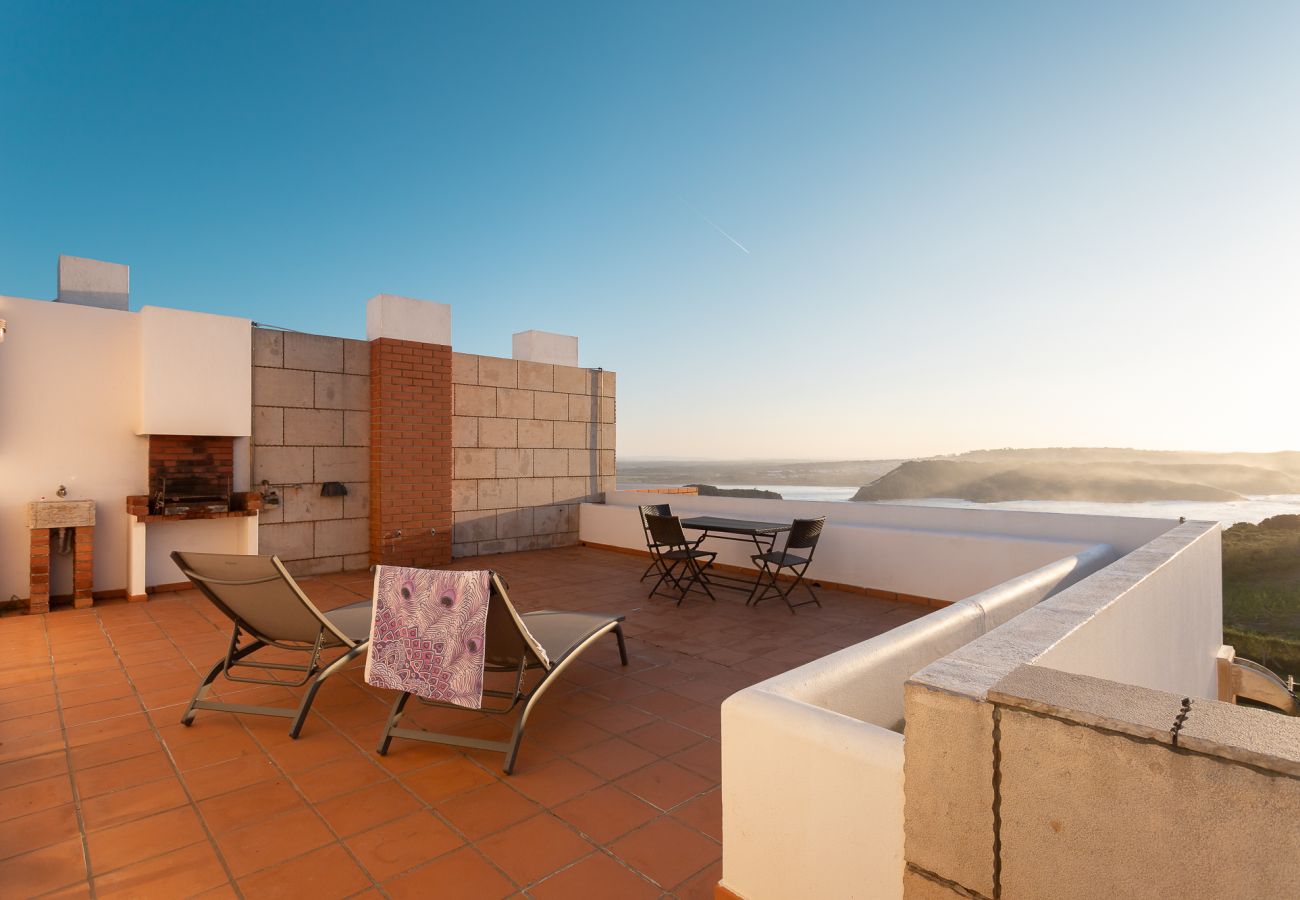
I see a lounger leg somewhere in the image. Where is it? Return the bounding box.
[181,636,265,726]
[613,623,629,666]
[377,691,413,755]
[288,643,369,739]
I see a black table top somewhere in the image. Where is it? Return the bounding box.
[679,516,792,536]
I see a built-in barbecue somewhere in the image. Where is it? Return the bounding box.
[146,435,235,516]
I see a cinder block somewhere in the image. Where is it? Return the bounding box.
[343,553,369,571]
[552,476,593,504]
[534,505,566,534]
[284,409,344,446]
[600,396,615,423]
[568,449,595,477]
[253,367,313,408]
[477,479,518,510]
[315,518,368,557]
[315,446,368,482]
[518,361,554,391]
[553,421,589,449]
[452,480,478,511]
[343,339,369,375]
[259,522,314,560]
[903,684,998,898]
[281,485,345,523]
[452,416,478,448]
[599,450,616,476]
[454,448,495,479]
[478,538,518,556]
[533,392,569,421]
[454,384,496,418]
[315,373,369,411]
[253,407,283,446]
[518,419,553,449]
[496,388,534,419]
[478,418,517,449]
[533,449,568,477]
[452,352,478,384]
[498,508,534,539]
[518,478,553,507]
[598,370,616,398]
[496,449,533,478]
[253,446,313,485]
[253,329,283,367]
[568,394,594,422]
[552,365,590,395]
[452,542,478,559]
[454,511,496,543]
[343,410,369,447]
[342,482,369,518]
[285,556,342,576]
[284,332,344,372]
[477,357,518,388]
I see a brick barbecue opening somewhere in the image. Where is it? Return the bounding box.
[148,435,235,515]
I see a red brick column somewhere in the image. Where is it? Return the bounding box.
[29,528,50,615]
[73,526,94,609]
[369,338,453,567]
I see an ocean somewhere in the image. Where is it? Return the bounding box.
[618,483,1300,526]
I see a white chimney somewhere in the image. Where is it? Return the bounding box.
[56,255,129,311]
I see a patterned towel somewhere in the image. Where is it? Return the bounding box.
[365,566,491,709]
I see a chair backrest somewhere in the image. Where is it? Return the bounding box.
[482,572,552,671]
[171,551,355,647]
[638,504,671,547]
[786,517,826,553]
[645,513,689,550]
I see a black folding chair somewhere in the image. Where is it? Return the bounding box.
[645,514,717,605]
[638,503,672,582]
[747,517,826,614]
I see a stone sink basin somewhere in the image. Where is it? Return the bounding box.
[28,499,96,529]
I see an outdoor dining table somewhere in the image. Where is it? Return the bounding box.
[679,515,792,595]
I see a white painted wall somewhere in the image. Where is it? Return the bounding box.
[138,305,251,436]
[720,545,1116,900]
[583,491,1163,601]
[512,329,578,366]
[365,293,451,345]
[0,294,255,602]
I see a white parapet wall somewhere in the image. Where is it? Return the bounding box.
[582,491,1172,602]
[720,545,1117,900]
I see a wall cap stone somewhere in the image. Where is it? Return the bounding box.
[366,293,450,345]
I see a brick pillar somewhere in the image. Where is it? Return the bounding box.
[29,528,50,615]
[369,338,453,567]
[73,525,94,609]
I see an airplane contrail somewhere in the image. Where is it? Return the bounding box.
[677,195,751,255]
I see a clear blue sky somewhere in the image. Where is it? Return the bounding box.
[4,2,1299,459]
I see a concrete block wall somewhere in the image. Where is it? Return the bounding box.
[251,329,370,575]
[450,353,615,557]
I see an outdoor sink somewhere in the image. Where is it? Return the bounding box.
[28,499,96,529]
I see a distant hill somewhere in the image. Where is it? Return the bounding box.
[618,458,901,488]
[852,456,1300,503]
[687,484,783,499]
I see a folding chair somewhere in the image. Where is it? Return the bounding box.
[747,517,826,614]
[645,514,717,605]
[171,551,371,738]
[376,571,627,774]
[638,503,672,582]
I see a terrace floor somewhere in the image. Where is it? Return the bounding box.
[0,545,927,899]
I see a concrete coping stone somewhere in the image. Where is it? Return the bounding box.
[909,520,1220,703]
[990,664,1300,778]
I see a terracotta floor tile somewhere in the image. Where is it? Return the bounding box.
[476,813,596,887]
[507,758,602,808]
[0,774,74,823]
[0,838,87,897]
[314,778,423,837]
[81,777,190,831]
[0,803,81,862]
[238,842,371,899]
[68,729,160,770]
[0,710,61,741]
[383,846,516,900]
[93,839,230,899]
[675,858,723,899]
[198,778,304,833]
[609,817,720,890]
[528,715,613,755]
[259,728,357,773]
[290,754,389,805]
[181,753,281,801]
[60,697,144,730]
[214,806,334,878]
[401,757,496,805]
[159,721,265,771]
[73,749,172,799]
[671,788,722,842]
[553,784,659,844]
[669,739,721,782]
[616,760,713,812]
[86,806,208,875]
[624,721,704,757]
[344,810,463,882]
[0,751,67,791]
[434,782,541,841]
[64,712,151,749]
[629,689,699,718]
[568,735,659,781]
[577,702,657,735]
[527,851,661,900]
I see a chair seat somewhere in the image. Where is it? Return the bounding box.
[662,548,714,561]
[323,600,373,643]
[521,611,624,665]
[752,550,809,567]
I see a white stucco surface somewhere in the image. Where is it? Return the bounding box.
[138,305,251,436]
[512,329,579,366]
[365,293,451,345]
